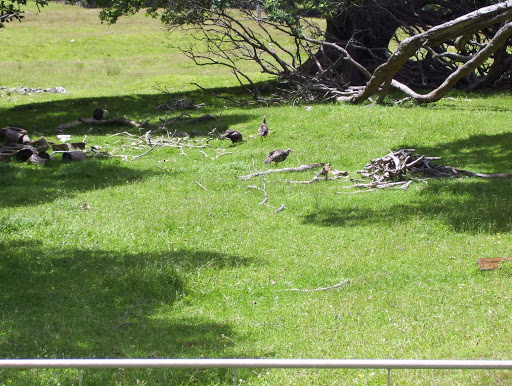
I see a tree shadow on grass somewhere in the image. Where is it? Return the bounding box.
[0,239,254,384]
[304,133,512,233]
[0,157,163,209]
[0,85,260,136]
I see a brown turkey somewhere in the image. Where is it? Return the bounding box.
[264,148,292,164]
[258,116,269,137]
[220,129,243,143]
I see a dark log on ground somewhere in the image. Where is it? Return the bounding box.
[38,151,52,160]
[3,128,25,145]
[56,119,83,131]
[16,146,37,162]
[71,142,86,150]
[0,151,13,162]
[52,143,73,151]
[93,108,109,120]
[27,154,47,165]
[62,151,86,161]
[29,136,51,151]
[0,126,27,142]
[0,143,24,153]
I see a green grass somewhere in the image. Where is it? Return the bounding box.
[1,3,512,385]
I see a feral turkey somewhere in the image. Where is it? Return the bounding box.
[264,148,292,164]
[220,129,243,143]
[258,116,269,137]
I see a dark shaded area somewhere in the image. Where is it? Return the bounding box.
[0,239,253,383]
[0,157,158,208]
[413,132,512,174]
[0,86,259,136]
[304,133,512,233]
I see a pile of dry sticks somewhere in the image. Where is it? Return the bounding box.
[355,148,512,189]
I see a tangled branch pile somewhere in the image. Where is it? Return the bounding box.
[356,149,512,189]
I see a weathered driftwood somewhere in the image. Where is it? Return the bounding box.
[238,163,326,180]
[62,151,86,161]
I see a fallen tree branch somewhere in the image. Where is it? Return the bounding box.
[195,180,208,190]
[238,163,325,180]
[280,279,349,292]
[259,175,269,206]
[131,143,158,160]
[274,204,285,213]
[288,163,349,184]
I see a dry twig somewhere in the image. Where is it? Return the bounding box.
[280,279,350,292]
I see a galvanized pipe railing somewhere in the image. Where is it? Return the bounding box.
[1,359,512,385]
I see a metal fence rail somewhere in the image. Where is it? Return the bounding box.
[1,359,512,385]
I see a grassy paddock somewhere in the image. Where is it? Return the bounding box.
[1,3,512,385]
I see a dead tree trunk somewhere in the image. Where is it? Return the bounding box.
[344,1,512,104]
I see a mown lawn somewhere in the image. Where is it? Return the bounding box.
[1,3,512,385]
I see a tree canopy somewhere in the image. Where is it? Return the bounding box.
[75,1,512,102]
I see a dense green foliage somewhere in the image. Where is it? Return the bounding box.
[0,0,47,28]
[1,3,512,384]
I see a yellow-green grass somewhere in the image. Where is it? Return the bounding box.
[1,3,512,385]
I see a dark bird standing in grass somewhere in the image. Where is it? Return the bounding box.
[220,129,243,144]
[264,148,292,164]
[258,115,269,137]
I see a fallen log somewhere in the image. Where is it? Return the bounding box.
[3,128,25,145]
[27,153,47,165]
[0,126,27,142]
[0,151,13,162]
[28,137,51,151]
[16,146,37,162]
[62,151,86,161]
